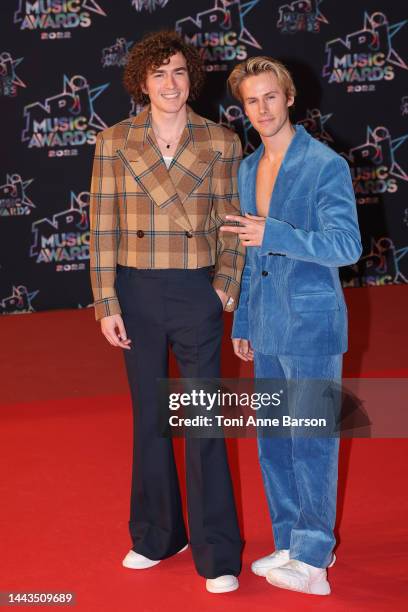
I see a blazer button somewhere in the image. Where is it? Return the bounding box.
[262,270,269,276]
[137,230,144,238]
[185,231,193,238]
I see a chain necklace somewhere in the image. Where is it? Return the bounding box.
[152,124,185,150]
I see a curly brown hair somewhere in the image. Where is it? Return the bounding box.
[123,30,205,105]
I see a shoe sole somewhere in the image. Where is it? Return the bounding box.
[122,544,189,569]
[251,567,268,577]
[206,582,239,594]
[122,558,160,569]
[252,553,335,578]
[266,574,331,596]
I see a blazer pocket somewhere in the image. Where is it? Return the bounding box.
[291,292,339,312]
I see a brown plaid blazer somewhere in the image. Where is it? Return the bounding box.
[89,105,245,320]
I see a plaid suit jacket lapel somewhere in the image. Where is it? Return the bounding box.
[116,107,193,232]
[169,109,222,204]
[116,106,222,232]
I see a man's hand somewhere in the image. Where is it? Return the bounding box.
[232,338,254,362]
[100,314,132,350]
[214,288,228,309]
[220,213,266,247]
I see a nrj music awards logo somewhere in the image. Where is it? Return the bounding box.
[176,0,261,72]
[131,0,169,11]
[0,174,35,216]
[30,191,89,272]
[297,108,333,144]
[277,0,328,34]
[219,105,258,155]
[323,12,408,93]
[102,38,133,68]
[14,0,106,39]
[343,126,408,204]
[22,75,108,157]
[345,237,408,287]
[0,52,26,97]
[0,285,39,315]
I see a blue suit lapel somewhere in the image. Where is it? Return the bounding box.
[245,125,312,218]
[268,125,311,217]
[242,144,263,215]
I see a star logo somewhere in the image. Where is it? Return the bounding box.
[14,0,106,26]
[345,126,408,183]
[277,0,328,33]
[131,0,170,12]
[297,109,333,143]
[102,38,133,68]
[323,12,408,78]
[176,0,262,51]
[358,237,408,284]
[30,191,89,259]
[219,105,259,156]
[0,286,39,315]
[0,173,35,211]
[22,75,109,144]
[0,52,26,96]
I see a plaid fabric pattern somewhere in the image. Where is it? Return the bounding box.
[89,105,245,320]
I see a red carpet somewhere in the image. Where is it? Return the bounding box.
[1,286,408,610]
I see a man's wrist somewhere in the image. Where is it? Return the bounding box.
[212,275,240,310]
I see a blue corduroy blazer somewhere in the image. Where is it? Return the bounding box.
[232,124,362,356]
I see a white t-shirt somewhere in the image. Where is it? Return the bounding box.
[163,156,173,169]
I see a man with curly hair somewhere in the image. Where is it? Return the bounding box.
[89,30,244,593]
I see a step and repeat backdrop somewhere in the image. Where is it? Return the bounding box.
[1,0,408,315]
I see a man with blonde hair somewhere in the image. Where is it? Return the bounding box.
[221,56,362,595]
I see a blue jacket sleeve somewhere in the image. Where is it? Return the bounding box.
[260,156,362,266]
[231,258,250,339]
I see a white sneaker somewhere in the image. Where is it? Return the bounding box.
[266,559,331,595]
[206,575,239,593]
[122,543,188,569]
[251,549,290,577]
[252,550,336,577]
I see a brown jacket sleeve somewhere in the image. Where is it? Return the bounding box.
[212,132,245,310]
[89,132,122,321]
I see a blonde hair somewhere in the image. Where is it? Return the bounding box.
[228,56,296,103]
